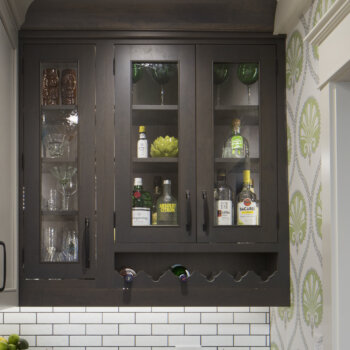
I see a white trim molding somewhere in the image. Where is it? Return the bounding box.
[305,0,350,46]
[0,0,18,48]
[274,0,313,34]
[305,0,350,88]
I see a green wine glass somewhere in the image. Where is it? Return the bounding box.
[213,63,230,106]
[237,63,259,104]
[150,63,177,105]
[132,63,143,84]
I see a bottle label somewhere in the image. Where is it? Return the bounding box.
[159,203,176,213]
[237,199,257,225]
[132,208,151,226]
[137,139,148,158]
[215,200,232,225]
[231,135,243,156]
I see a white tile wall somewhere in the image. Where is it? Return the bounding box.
[0,307,270,349]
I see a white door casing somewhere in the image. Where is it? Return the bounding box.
[0,0,18,307]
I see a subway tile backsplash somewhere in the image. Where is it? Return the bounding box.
[0,307,270,349]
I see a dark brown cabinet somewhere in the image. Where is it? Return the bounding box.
[20,31,288,305]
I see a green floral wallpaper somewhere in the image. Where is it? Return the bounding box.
[270,0,337,348]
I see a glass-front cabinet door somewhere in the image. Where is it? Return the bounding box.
[196,45,278,243]
[22,45,96,278]
[115,45,196,243]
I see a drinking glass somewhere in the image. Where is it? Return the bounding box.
[150,63,177,105]
[47,188,59,211]
[42,226,60,262]
[62,109,78,161]
[213,64,230,106]
[44,133,66,158]
[62,229,78,262]
[237,63,259,104]
[51,166,77,211]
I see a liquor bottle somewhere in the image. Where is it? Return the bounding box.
[151,176,162,225]
[156,179,178,225]
[237,169,258,225]
[249,179,260,225]
[171,264,190,282]
[120,267,136,283]
[132,177,152,226]
[213,169,234,225]
[222,118,249,158]
[137,125,148,158]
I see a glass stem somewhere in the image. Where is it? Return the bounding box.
[62,193,69,211]
[247,85,251,105]
[160,84,165,105]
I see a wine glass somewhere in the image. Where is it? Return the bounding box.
[213,64,230,106]
[237,63,259,104]
[51,166,77,211]
[62,109,78,161]
[150,63,177,105]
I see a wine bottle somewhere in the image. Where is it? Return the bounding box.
[120,267,137,283]
[171,264,190,282]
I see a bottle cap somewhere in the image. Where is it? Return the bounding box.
[217,169,226,178]
[163,179,171,185]
[139,125,146,133]
[232,118,241,129]
[134,177,143,186]
[243,170,251,184]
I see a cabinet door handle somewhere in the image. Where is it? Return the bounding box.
[0,241,6,292]
[83,218,90,270]
[202,191,209,232]
[185,190,191,232]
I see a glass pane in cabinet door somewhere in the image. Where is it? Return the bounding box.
[213,62,260,226]
[131,62,179,227]
[40,62,79,263]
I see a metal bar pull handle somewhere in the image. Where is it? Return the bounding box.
[202,191,209,233]
[0,241,6,292]
[185,190,191,232]
[84,218,90,270]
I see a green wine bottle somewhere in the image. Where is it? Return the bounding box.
[171,264,190,282]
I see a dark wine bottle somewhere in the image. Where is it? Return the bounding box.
[120,267,136,283]
[171,264,190,282]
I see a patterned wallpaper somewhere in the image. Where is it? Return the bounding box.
[271,0,336,348]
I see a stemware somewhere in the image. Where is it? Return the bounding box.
[42,226,61,262]
[62,109,78,161]
[150,63,177,105]
[237,63,259,104]
[213,64,230,106]
[62,229,79,262]
[51,165,77,211]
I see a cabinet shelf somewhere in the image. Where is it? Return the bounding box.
[214,105,259,126]
[41,210,78,221]
[41,159,77,173]
[41,105,77,111]
[215,157,259,172]
[133,157,178,172]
